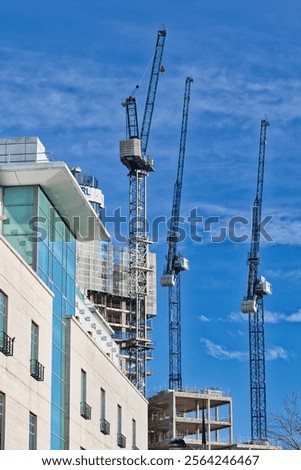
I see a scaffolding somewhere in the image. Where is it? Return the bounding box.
[76,240,157,377]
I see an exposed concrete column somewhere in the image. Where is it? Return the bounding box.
[207,397,211,450]
[168,391,176,440]
[196,400,200,440]
[229,400,233,444]
[214,405,219,443]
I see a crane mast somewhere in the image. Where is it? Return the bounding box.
[161,76,193,390]
[120,28,166,395]
[241,119,271,444]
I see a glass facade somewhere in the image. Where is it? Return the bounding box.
[3,186,76,449]
[3,186,36,268]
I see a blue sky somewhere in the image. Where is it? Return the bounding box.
[1,0,301,443]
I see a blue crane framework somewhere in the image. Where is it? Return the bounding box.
[160,76,193,391]
[119,28,167,395]
[241,119,272,443]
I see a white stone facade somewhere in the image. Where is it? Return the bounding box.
[66,317,148,450]
[0,235,53,449]
[0,233,149,450]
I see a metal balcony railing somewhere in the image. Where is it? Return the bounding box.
[0,331,14,356]
[80,401,92,420]
[100,418,110,435]
[117,433,126,448]
[30,359,45,381]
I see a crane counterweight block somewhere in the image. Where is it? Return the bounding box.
[160,274,176,287]
[241,299,257,314]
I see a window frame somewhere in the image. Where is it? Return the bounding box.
[29,411,37,450]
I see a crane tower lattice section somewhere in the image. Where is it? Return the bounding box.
[241,119,271,444]
[161,76,193,391]
[120,29,166,395]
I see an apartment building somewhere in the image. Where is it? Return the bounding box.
[0,136,148,450]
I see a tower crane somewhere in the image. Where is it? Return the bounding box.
[119,28,166,395]
[161,76,193,391]
[241,119,272,444]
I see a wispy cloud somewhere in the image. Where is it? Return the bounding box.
[265,213,301,246]
[198,314,210,322]
[265,309,301,324]
[266,346,292,361]
[200,338,248,361]
[266,267,301,283]
[200,338,293,362]
[0,46,127,147]
[219,309,301,325]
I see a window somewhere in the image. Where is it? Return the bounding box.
[80,369,91,420]
[0,292,7,333]
[132,419,137,450]
[31,321,38,361]
[100,388,110,435]
[30,321,44,381]
[0,292,13,356]
[0,392,5,449]
[117,404,122,435]
[81,369,86,404]
[29,412,37,450]
[100,388,105,420]
[117,405,126,448]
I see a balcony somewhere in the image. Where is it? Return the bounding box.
[30,358,45,381]
[117,433,126,448]
[80,401,92,420]
[100,418,110,435]
[0,331,14,356]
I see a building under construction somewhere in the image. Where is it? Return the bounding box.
[73,170,157,382]
[148,388,233,450]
